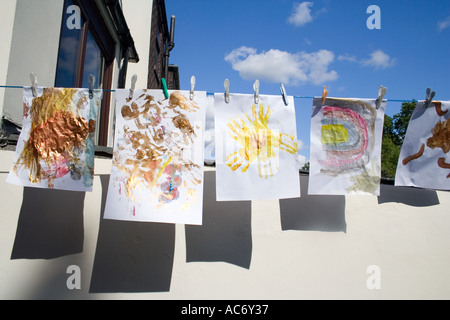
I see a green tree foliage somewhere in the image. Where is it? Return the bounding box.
[393,101,417,142]
[301,161,310,171]
[381,116,401,179]
[381,101,417,179]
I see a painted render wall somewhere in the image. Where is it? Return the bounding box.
[121,0,153,90]
[0,149,449,300]
[0,0,18,122]
[2,0,64,126]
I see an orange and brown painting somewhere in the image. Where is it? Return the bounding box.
[104,90,206,224]
[7,87,98,191]
[396,101,450,189]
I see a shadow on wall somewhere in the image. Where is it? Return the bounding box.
[377,184,440,207]
[185,171,253,270]
[279,173,347,233]
[11,187,85,260]
[89,175,175,293]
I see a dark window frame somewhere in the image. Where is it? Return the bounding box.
[55,0,115,147]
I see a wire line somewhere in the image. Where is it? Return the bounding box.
[0,85,420,103]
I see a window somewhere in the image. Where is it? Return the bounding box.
[55,0,115,146]
[82,30,104,90]
[56,0,105,90]
[55,0,85,88]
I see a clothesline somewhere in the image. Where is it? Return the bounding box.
[0,85,418,103]
[3,87,448,212]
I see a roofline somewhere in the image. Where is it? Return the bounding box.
[103,0,139,63]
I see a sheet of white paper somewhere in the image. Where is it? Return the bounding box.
[395,101,449,190]
[214,93,300,201]
[7,87,100,192]
[103,90,206,225]
[308,97,386,195]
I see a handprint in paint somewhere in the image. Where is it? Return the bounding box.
[225,103,297,179]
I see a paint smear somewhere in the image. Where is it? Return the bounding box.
[427,119,450,154]
[402,144,426,166]
[321,124,349,145]
[226,103,297,178]
[347,161,381,194]
[113,91,202,205]
[433,101,448,117]
[13,88,94,185]
[318,103,373,175]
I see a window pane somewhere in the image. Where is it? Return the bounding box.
[81,31,104,89]
[82,31,104,145]
[55,0,84,88]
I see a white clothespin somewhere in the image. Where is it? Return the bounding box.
[280,83,289,106]
[321,86,328,104]
[425,88,435,107]
[224,79,230,103]
[88,74,95,99]
[254,80,260,104]
[376,85,387,109]
[30,73,38,97]
[190,76,196,100]
[129,74,137,100]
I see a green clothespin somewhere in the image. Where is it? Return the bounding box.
[162,78,169,99]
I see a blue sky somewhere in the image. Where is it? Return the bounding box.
[165,0,450,162]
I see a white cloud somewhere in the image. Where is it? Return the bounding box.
[297,139,304,153]
[204,95,215,161]
[338,50,396,70]
[337,54,358,63]
[288,2,314,27]
[303,38,312,46]
[438,16,450,31]
[362,50,396,69]
[204,95,215,130]
[225,46,338,85]
[296,140,309,169]
[298,154,309,170]
[204,128,215,163]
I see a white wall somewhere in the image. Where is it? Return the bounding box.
[0,149,450,300]
[2,0,64,126]
[121,0,153,89]
[0,0,18,123]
